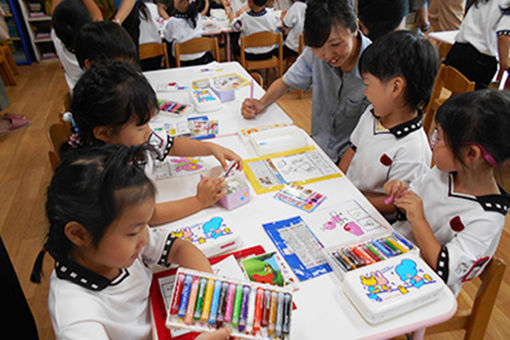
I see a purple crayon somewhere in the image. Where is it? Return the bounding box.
[238,285,251,332]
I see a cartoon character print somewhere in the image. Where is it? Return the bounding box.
[170,217,232,245]
[171,157,203,172]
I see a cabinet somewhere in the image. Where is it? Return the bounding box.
[19,0,55,61]
[1,0,33,64]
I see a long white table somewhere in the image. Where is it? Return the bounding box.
[146,62,457,339]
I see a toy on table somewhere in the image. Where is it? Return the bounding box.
[189,88,222,113]
[166,267,294,339]
[218,169,250,210]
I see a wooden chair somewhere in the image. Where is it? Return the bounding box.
[174,37,220,68]
[139,42,170,69]
[427,258,506,340]
[48,121,71,171]
[0,43,16,86]
[423,64,475,135]
[239,31,284,82]
[0,41,18,75]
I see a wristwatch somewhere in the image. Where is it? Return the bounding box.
[112,18,121,24]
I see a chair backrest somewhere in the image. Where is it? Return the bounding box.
[139,42,170,69]
[298,33,304,54]
[423,64,475,135]
[48,121,71,171]
[427,258,506,340]
[174,37,220,67]
[239,31,283,77]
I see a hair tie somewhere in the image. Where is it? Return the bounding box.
[62,111,80,134]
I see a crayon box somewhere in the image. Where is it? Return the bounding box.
[166,268,294,339]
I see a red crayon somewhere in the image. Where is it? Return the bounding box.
[252,287,264,334]
[261,289,271,327]
[169,274,185,315]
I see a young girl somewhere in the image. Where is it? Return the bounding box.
[68,60,242,225]
[384,90,510,295]
[30,144,231,340]
[164,0,214,66]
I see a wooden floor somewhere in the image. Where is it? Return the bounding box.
[1,60,509,340]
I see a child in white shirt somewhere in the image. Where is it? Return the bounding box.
[339,30,439,218]
[281,0,306,59]
[30,144,231,340]
[385,90,510,295]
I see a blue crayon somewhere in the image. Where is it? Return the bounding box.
[372,240,393,258]
[208,280,222,324]
[177,275,193,318]
[392,232,414,250]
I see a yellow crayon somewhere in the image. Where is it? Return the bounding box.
[201,278,215,322]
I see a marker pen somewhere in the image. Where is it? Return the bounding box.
[232,284,244,326]
[193,277,207,320]
[208,280,222,324]
[201,278,215,322]
[282,293,292,335]
[275,292,284,337]
[253,287,264,333]
[169,273,185,315]
[268,291,278,336]
[184,278,199,325]
[223,282,237,323]
[238,285,251,332]
[177,275,193,318]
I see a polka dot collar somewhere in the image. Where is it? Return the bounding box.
[388,109,425,139]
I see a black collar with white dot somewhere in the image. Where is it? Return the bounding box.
[174,13,188,19]
[247,9,267,17]
[388,109,424,139]
[55,258,129,291]
[448,173,510,215]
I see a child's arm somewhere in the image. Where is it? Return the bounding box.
[367,195,397,216]
[149,176,226,225]
[338,146,355,172]
[157,2,170,20]
[81,0,104,21]
[498,35,510,72]
[170,137,242,170]
[168,238,213,273]
[393,190,441,269]
[201,0,210,16]
[241,77,290,119]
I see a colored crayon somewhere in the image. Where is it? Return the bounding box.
[194,277,207,320]
[351,246,373,265]
[343,248,362,267]
[224,282,237,323]
[261,289,271,327]
[339,249,357,269]
[169,273,185,315]
[253,288,264,333]
[215,281,229,325]
[366,243,385,260]
[238,285,251,332]
[177,275,193,318]
[184,278,199,325]
[386,237,407,254]
[332,251,351,271]
[361,244,381,262]
[382,238,401,254]
[246,285,257,334]
[208,280,222,324]
[373,239,393,257]
[392,232,414,250]
[232,284,244,326]
[275,292,284,337]
[200,278,215,321]
[268,291,278,336]
[282,293,292,335]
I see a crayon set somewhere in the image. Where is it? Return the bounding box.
[158,99,191,115]
[166,268,293,339]
[326,232,416,274]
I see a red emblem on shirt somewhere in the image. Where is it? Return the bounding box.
[380,154,393,166]
[449,216,465,232]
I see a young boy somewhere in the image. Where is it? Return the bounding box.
[230,0,279,60]
[281,0,307,59]
[339,30,439,217]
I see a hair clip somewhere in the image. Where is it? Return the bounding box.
[62,111,80,134]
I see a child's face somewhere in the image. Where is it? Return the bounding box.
[362,73,394,118]
[106,115,154,147]
[310,23,357,69]
[430,126,460,172]
[80,197,155,278]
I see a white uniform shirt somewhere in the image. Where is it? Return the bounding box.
[346,106,432,197]
[145,130,175,180]
[49,227,176,340]
[139,2,163,45]
[51,29,83,91]
[282,1,306,52]
[455,0,510,57]
[393,167,510,295]
[164,14,205,60]
[231,9,279,54]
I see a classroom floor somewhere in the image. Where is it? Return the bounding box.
[1,60,509,340]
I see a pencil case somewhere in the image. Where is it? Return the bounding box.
[166,267,294,339]
[189,88,222,113]
[218,171,250,210]
[210,78,235,102]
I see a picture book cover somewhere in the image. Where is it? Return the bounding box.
[240,251,296,288]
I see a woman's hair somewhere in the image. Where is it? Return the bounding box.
[176,0,205,28]
[304,0,357,48]
[74,21,138,68]
[70,60,158,147]
[359,30,439,111]
[30,144,155,283]
[52,0,92,53]
[435,90,510,166]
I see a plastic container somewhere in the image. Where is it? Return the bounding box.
[247,125,309,156]
[219,171,250,210]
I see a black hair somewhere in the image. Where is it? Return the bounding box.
[70,60,158,147]
[252,0,268,8]
[357,0,404,41]
[175,0,205,28]
[30,144,155,283]
[74,21,138,69]
[359,30,439,111]
[304,0,357,48]
[435,90,510,166]
[52,0,92,53]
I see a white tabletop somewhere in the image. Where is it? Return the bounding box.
[428,30,458,45]
[147,63,457,339]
